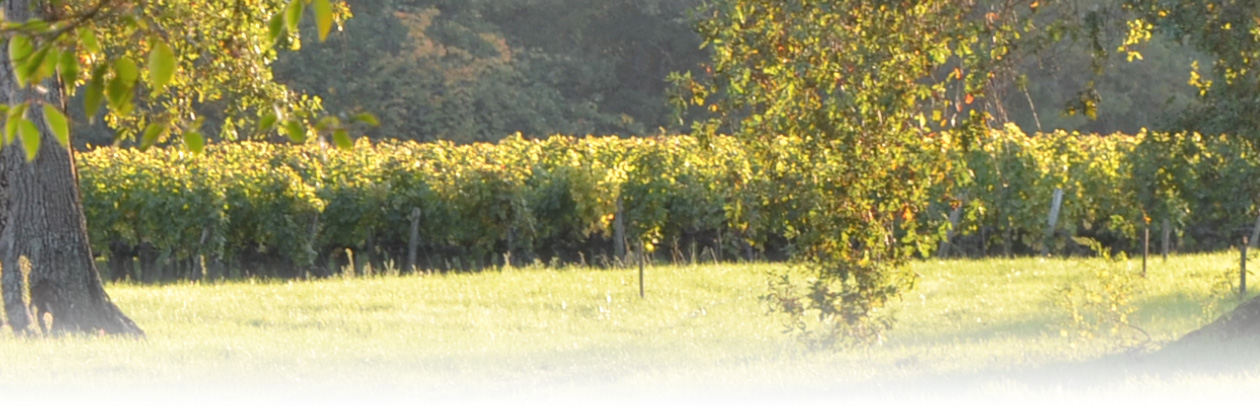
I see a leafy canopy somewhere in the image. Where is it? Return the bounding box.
[677,0,982,345]
[3,0,374,160]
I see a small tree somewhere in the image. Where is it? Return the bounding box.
[682,0,1260,347]
[676,0,1039,346]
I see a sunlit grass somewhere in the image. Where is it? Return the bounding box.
[0,252,1255,404]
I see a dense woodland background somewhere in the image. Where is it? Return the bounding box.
[67,0,1215,147]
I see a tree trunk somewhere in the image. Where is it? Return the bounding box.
[0,0,143,337]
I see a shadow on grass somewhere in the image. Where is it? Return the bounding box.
[886,290,1244,391]
[892,315,1053,346]
[826,336,1260,403]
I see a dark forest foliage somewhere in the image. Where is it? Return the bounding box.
[270,0,706,144]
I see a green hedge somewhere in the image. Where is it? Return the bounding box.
[79,135,754,280]
[76,130,1260,281]
[945,128,1259,255]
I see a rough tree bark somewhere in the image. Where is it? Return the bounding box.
[0,0,143,336]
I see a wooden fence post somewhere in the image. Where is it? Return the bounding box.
[1003,223,1013,259]
[407,207,421,273]
[638,238,645,299]
[1161,218,1171,262]
[307,213,320,279]
[715,229,723,263]
[1043,188,1064,257]
[1142,226,1149,278]
[195,225,211,281]
[1243,237,1249,299]
[1250,213,1260,252]
[505,227,515,268]
[614,197,626,263]
[365,231,376,277]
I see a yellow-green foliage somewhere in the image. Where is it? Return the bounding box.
[78,135,765,275]
[76,129,1259,278]
[954,128,1259,254]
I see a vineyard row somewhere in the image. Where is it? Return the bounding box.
[75,129,1260,281]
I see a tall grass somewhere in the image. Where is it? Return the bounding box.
[0,252,1256,405]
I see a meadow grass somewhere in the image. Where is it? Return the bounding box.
[0,252,1257,406]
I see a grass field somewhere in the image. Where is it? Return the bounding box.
[1,252,1258,410]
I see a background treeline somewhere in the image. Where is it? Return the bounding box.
[266,0,1226,139]
[68,0,1214,147]
[78,130,1258,282]
[270,0,707,144]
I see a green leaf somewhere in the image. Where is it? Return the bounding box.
[140,122,167,150]
[257,111,279,134]
[352,112,380,127]
[58,49,79,85]
[184,130,205,154]
[106,77,135,116]
[148,38,176,94]
[284,119,305,143]
[285,0,304,35]
[114,56,139,84]
[332,128,352,150]
[9,34,33,86]
[28,46,55,83]
[268,12,286,46]
[18,118,39,162]
[84,74,105,117]
[42,104,69,148]
[315,115,338,131]
[78,28,101,54]
[4,104,26,146]
[313,0,334,42]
